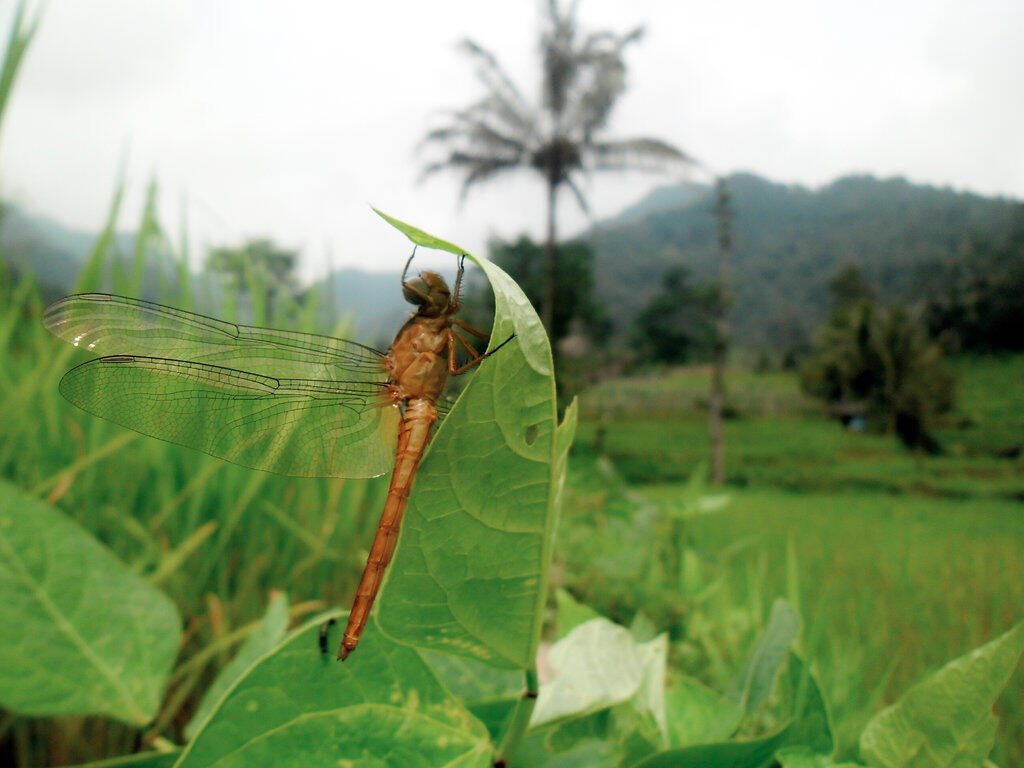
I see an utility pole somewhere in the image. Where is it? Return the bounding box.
[708,176,733,487]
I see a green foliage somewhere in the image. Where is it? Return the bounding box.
[555,588,603,638]
[516,596,1023,768]
[178,617,493,768]
[575,375,1023,497]
[921,205,1024,352]
[509,615,665,767]
[0,479,181,724]
[566,355,1024,763]
[829,265,876,311]
[530,618,667,729]
[206,237,299,312]
[859,623,1024,768]
[632,266,721,365]
[488,235,609,348]
[801,296,955,451]
[586,173,1022,352]
[65,753,181,768]
[664,675,742,746]
[781,653,835,757]
[630,727,792,768]
[0,1,39,142]
[184,591,290,739]
[728,599,802,717]
[419,650,524,745]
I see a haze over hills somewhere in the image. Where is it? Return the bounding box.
[0,207,411,343]
[583,173,1021,351]
[2,172,1019,352]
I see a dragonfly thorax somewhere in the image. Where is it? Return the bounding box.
[388,314,450,403]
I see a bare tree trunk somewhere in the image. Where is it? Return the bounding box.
[709,177,733,487]
[542,177,558,337]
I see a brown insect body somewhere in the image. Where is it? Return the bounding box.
[389,311,452,404]
[338,266,494,660]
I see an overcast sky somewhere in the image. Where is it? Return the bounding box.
[1,0,1021,280]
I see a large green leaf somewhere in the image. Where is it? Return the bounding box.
[729,599,802,716]
[531,618,663,727]
[859,622,1024,768]
[535,627,669,766]
[664,675,742,747]
[777,752,866,768]
[373,210,570,669]
[421,649,525,744]
[513,706,661,768]
[556,588,604,639]
[510,734,622,768]
[175,615,492,768]
[781,652,834,758]
[630,726,793,768]
[65,752,181,768]
[0,479,181,724]
[185,591,290,739]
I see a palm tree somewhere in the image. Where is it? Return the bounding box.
[420,0,694,333]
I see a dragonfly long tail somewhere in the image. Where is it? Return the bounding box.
[338,397,437,660]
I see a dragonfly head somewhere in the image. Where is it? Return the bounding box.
[403,271,451,317]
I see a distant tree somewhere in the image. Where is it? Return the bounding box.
[207,238,298,295]
[829,263,876,310]
[921,204,1024,352]
[206,238,300,322]
[632,266,719,364]
[420,0,694,334]
[801,288,954,452]
[490,235,609,349]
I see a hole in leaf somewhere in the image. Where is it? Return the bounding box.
[524,423,539,445]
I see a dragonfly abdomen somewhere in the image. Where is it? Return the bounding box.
[337,397,438,659]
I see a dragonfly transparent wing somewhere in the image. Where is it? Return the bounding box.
[59,355,400,478]
[44,293,385,383]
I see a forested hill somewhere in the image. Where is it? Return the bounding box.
[582,173,1021,351]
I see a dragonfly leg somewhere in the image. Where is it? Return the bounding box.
[400,247,417,283]
[318,617,336,656]
[448,328,486,375]
[452,316,490,342]
[453,329,482,360]
[449,254,467,311]
[449,331,516,376]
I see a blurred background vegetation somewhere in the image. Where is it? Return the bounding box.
[1,1,1021,766]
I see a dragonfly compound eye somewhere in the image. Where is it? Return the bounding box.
[402,276,431,306]
[404,272,451,315]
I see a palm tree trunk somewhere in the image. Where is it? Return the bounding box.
[709,177,733,487]
[542,177,558,337]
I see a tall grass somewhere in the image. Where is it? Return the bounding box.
[0,185,391,764]
[563,362,1024,765]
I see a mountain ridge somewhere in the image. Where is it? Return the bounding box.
[580,172,1020,351]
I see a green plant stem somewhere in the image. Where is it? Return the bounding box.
[492,666,538,767]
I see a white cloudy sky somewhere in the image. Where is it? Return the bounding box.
[1,0,1021,280]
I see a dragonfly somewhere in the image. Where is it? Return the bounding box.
[44,252,512,660]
